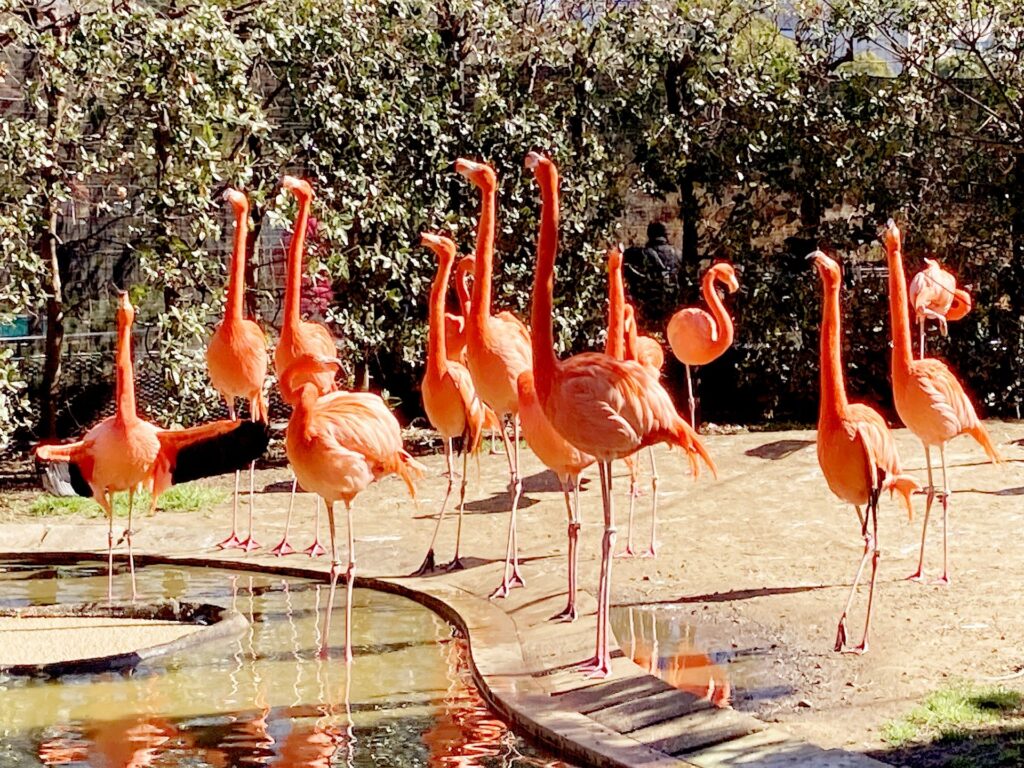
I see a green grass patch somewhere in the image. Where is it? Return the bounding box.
[882,682,1024,748]
[27,484,228,519]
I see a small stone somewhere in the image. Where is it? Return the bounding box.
[796,699,813,708]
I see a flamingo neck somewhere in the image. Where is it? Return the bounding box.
[428,255,454,380]
[625,313,639,361]
[225,206,249,321]
[885,236,915,374]
[703,270,734,355]
[115,315,137,421]
[455,259,473,317]
[818,277,848,423]
[469,183,495,332]
[284,196,310,332]
[530,169,559,407]
[606,259,625,360]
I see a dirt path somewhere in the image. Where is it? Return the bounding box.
[4,421,1023,758]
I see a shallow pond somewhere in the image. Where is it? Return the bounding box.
[0,560,573,768]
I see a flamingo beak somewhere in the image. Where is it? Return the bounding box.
[524,152,543,169]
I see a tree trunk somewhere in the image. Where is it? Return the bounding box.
[678,168,700,297]
[39,192,64,438]
[246,206,264,320]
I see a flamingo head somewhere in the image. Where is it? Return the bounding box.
[454,158,496,189]
[711,262,740,293]
[524,151,556,183]
[116,290,136,329]
[623,303,636,331]
[224,188,248,216]
[807,250,841,287]
[420,232,457,262]
[457,254,476,277]
[280,354,343,403]
[883,218,901,251]
[282,175,314,200]
[607,246,623,273]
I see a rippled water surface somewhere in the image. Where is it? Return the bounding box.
[0,560,573,767]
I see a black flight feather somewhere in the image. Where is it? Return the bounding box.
[171,420,271,485]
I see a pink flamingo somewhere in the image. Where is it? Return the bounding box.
[908,258,973,358]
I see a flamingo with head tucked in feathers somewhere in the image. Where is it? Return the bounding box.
[206,188,269,551]
[908,257,972,358]
[809,250,918,653]
[526,151,715,677]
[883,220,1001,586]
[35,293,270,601]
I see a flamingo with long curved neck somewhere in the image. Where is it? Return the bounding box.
[883,220,1000,585]
[455,158,533,599]
[810,250,917,653]
[444,255,475,365]
[207,189,269,551]
[526,151,715,676]
[270,176,339,558]
[666,263,739,429]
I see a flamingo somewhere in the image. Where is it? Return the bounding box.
[206,188,269,551]
[666,263,739,429]
[908,258,973,358]
[883,220,1001,585]
[809,250,918,653]
[271,175,339,558]
[526,151,715,676]
[35,293,270,600]
[444,254,475,365]
[415,233,493,575]
[281,353,425,662]
[454,158,534,599]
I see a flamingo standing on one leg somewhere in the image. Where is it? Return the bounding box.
[526,151,715,676]
[206,189,269,551]
[666,263,739,429]
[271,176,340,558]
[516,370,594,621]
[454,158,533,599]
[281,354,424,662]
[35,293,270,600]
[908,258,973,358]
[883,220,1001,585]
[809,250,918,653]
[415,233,493,575]
[444,255,475,366]
[621,302,666,558]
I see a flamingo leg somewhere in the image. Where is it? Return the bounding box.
[644,447,659,558]
[321,500,339,658]
[616,457,638,558]
[935,444,951,586]
[444,448,470,572]
[580,460,616,677]
[552,476,581,622]
[509,416,525,587]
[125,488,137,601]
[238,461,260,552]
[685,364,697,432]
[102,491,115,603]
[908,444,935,582]
[852,492,882,654]
[835,500,875,653]
[217,399,242,549]
[918,316,925,359]
[344,500,356,664]
[412,437,453,576]
[489,415,524,599]
[270,475,298,557]
[306,497,326,558]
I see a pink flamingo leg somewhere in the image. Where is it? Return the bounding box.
[444,448,470,572]
[934,445,952,586]
[643,447,659,557]
[488,416,525,599]
[551,477,581,622]
[270,476,298,557]
[321,499,338,658]
[908,444,935,582]
[237,461,261,552]
[103,492,115,603]
[616,457,638,558]
[685,364,697,432]
[412,438,453,576]
[344,500,356,664]
[580,461,616,677]
[217,400,243,549]
[305,497,326,558]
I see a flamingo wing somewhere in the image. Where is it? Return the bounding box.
[158,420,271,485]
[912,359,981,436]
[447,362,487,453]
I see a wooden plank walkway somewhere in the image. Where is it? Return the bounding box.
[0,521,889,768]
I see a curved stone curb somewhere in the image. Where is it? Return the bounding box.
[0,599,247,677]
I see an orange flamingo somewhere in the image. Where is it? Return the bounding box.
[35,293,269,600]
[206,188,269,551]
[281,354,424,661]
[883,220,1001,585]
[908,258,973,358]
[454,158,534,599]
[809,250,918,653]
[517,369,594,621]
[666,263,739,429]
[444,254,475,365]
[625,304,666,373]
[271,175,339,558]
[416,233,492,574]
[527,151,715,676]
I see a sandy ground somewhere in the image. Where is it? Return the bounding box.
[0,617,200,665]
[3,421,1024,755]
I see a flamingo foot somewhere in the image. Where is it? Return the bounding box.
[216,532,242,550]
[834,616,848,653]
[906,569,926,583]
[578,655,612,678]
[488,576,513,600]
[641,543,658,558]
[842,640,869,655]
[933,574,951,586]
[550,604,577,623]
[509,563,525,589]
[410,549,436,577]
[238,536,261,553]
[614,546,637,559]
[442,557,465,572]
[304,539,326,558]
[269,538,295,557]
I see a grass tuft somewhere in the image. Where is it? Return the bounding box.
[27,484,227,519]
[882,682,1024,748]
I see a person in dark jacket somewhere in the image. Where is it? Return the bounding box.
[623,221,681,326]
